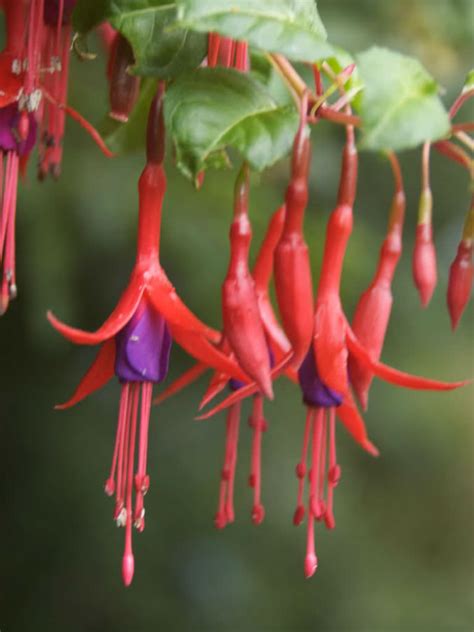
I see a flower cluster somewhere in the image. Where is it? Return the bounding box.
[0,7,471,587]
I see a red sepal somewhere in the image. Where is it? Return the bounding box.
[153,363,207,405]
[196,352,293,420]
[336,393,379,456]
[55,340,116,409]
[47,277,145,345]
[346,329,469,391]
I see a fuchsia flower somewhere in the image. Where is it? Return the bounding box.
[196,116,467,578]
[48,87,246,586]
[156,203,292,529]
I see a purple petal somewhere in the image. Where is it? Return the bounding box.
[298,349,344,408]
[115,302,172,384]
[0,105,37,156]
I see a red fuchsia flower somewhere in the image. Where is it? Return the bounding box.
[222,162,274,399]
[155,204,292,528]
[0,0,83,312]
[412,142,437,307]
[48,87,247,586]
[349,152,406,409]
[274,92,314,368]
[447,196,473,330]
[198,116,467,578]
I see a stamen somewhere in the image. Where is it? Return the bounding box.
[105,383,129,497]
[225,401,241,524]
[248,394,267,525]
[122,383,139,587]
[304,408,324,578]
[134,382,153,531]
[215,405,235,529]
[115,383,131,522]
[310,409,324,521]
[214,402,242,528]
[325,408,340,530]
[293,407,314,525]
[316,412,327,521]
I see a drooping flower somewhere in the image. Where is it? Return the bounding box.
[197,117,467,578]
[156,204,292,528]
[348,152,405,409]
[274,91,314,368]
[48,87,246,585]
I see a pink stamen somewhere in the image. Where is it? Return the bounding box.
[105,383,129,496]
[317,413,327,521]
[225,400,241,524]
[248,394,267,525]
[215,404,237,529]
[122,383,139,587]
[115,383,130,522]
[304,408,324,578]
[324,407,339,530]
[310,409,324,521]
[293,407,314,525]
[0,152,19,313]
[134,382,153,531]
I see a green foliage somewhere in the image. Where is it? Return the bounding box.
[73,0,458,173]
[73,0,207,79]
[463,69,474,93]
[356,47,451,151]
[164,68,299,180]
[174,0,332,62]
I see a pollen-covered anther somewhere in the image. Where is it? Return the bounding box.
[296,462,306,479]
[311,495,326,521]
[293,505,305,526]
[134,507,145,532]
[115,506,127,528]
[134,474,150,495]
[104,478,115,496]
[251,503,265,525]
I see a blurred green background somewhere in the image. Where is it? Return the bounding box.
[1,1,473,630]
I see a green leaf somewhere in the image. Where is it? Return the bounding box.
[73,0,206,80]
[174,0,333,63]
[164,68,299,180]
[462,69,474,93]
[100,79,157,154]
[356,47,451,151]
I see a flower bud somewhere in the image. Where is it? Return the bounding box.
[108,34,140,123]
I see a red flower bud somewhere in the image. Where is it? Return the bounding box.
[447,239,473,330]
[274,96,314,367]
[222,164,273,398]
[413,220,437,307]
[108,34,140,123]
